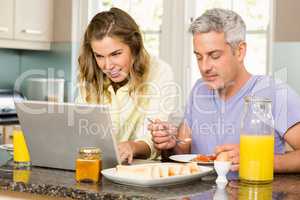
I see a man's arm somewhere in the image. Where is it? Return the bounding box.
[171,121,192,155]
[275,123,300,173]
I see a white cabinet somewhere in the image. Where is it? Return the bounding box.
[0,0,53,50]
[15,0,53,42]
[0,0,13,39]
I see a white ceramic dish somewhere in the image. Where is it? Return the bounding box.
[101,163,213,187]
[169,154,214,165]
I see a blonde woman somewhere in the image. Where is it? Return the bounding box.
[77,7,176,163]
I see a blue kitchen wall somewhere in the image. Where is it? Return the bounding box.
[0,49,21,89]
[0,42,72,99]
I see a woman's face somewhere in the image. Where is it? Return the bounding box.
[91,36,133,83]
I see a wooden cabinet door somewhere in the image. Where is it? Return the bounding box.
[14,0,53,42]
[0,0,14,39]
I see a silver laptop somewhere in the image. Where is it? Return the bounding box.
[15,100,121,170]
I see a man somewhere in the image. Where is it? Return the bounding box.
[149,8,300,173]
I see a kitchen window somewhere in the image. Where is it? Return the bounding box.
[89,0,163,57]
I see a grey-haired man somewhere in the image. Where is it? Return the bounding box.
[149,8,300,173]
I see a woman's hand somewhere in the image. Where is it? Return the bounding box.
[117,141,150,164]
[118,141,134,164]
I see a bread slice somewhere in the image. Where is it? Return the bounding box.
[116,165,152,179]
[116,163,201,179]
[169,164,182,176]
[186,162,200,174]
[159,165,169,178]
[180,165,192,175]
[151,165,160,179]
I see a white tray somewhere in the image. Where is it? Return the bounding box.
[101,163,213,187]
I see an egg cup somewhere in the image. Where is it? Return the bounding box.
[214,160,232,186]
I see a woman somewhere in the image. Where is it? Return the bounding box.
[77,7,176,163]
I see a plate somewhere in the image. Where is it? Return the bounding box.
[169,154,214,165]
[101,163,213,187]
[0,144,13,152]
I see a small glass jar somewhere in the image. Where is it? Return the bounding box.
[75,147,102,183]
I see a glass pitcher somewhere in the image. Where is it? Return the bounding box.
[239,96,274,183]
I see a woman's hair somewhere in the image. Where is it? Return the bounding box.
[78,7,150,103]
[189,8,246,51]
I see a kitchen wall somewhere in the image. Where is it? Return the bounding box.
[0,0,73,100]
[272,0,300,94]
[0,43,71,88]
[0,49,20,89]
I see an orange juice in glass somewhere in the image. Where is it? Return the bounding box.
[13,125,31,168]
[239,96,274,183]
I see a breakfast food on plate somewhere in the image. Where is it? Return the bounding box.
[216,152,230,161]
[191,154,217,162]
[116,164,153,179]
[160,165,169,178]
[169,164,182,176]
[116,163,200,179]
[187,162,200,174]
[180,165,192,175]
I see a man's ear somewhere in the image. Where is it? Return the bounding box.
[236,42,247,62]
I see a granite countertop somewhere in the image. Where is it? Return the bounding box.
[1,163,300,200]
[0,166,217,200]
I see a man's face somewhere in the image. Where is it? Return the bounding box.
[193,31,244,90]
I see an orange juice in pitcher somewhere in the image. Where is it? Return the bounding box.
[239,96,274,183]
[240,134,274,182]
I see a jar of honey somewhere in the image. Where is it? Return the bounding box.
[75,147,101,183]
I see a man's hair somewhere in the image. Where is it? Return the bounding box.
[189,8,246,49]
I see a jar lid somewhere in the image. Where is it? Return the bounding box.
[79,147,101,154]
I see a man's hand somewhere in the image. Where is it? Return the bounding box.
[148,119,178,150]
[215,144,240,171]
